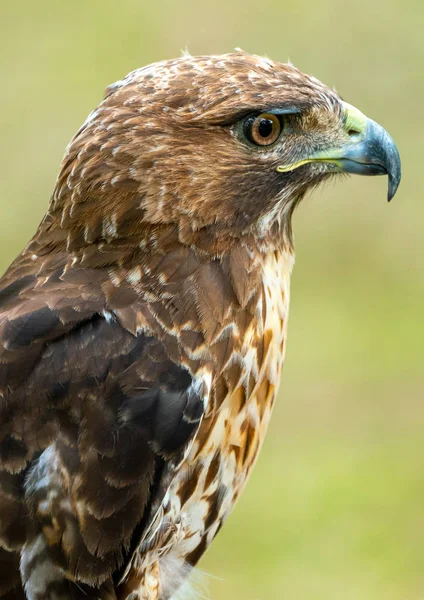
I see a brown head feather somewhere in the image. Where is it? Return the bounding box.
[21,51,344,273]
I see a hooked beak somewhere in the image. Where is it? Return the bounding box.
[277,102,401,202]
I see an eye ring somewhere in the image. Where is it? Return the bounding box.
[244,113,282,146]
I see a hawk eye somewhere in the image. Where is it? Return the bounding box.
[244,113,282,146]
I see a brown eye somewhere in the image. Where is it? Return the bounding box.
[244,113,282,146]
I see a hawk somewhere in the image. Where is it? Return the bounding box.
[0,51,401,599]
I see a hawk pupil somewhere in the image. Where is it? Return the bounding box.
[258,118,273,138]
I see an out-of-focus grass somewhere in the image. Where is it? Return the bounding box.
[1,1,423,598]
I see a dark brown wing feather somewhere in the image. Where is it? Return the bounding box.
[0,259,204,599]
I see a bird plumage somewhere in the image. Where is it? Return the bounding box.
[0,51,400,598]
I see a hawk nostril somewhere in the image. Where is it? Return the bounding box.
[347,128,363,141]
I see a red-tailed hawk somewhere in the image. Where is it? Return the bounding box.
[0,52,401,599]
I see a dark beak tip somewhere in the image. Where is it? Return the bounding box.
[379,124,402,203]
[387,160,402,203]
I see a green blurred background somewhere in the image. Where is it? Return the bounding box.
[1,2,423,598]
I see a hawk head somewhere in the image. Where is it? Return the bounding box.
[46,51,400,258]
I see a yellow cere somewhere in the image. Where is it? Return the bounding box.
[342,101,367,138]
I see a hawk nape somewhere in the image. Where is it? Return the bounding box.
[0,52,401,599]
